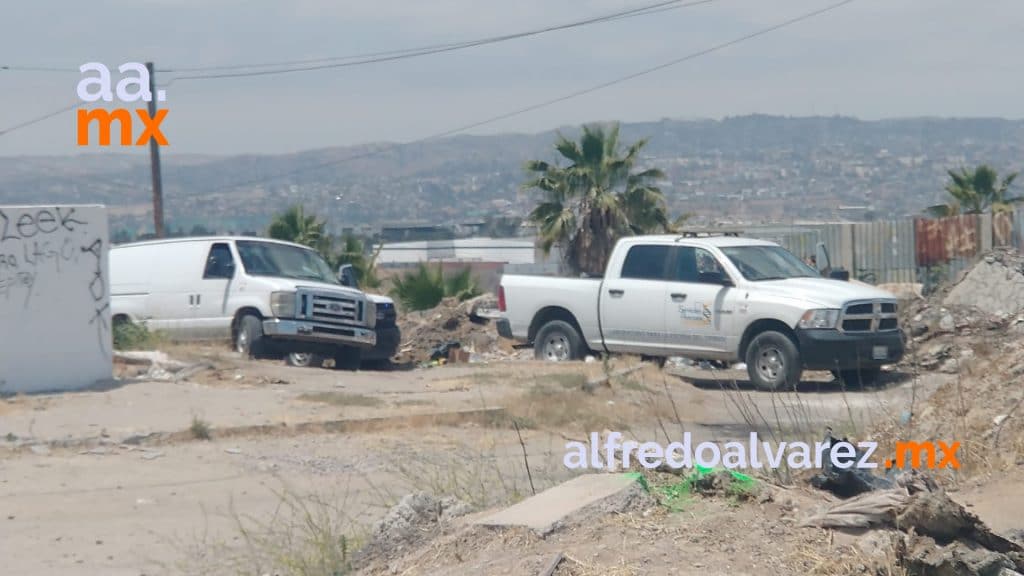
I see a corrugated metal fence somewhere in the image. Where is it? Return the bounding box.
[745,207,1024,293]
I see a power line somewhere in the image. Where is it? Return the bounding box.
[0,0,712,79]
[164,0,716,81]
[0,1,711,135]
[202,0,857,194]
[0,100,81,137]
[0,65,79,73]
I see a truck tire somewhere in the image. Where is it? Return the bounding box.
[745,331,802,392]
[837,367,881,388]
[287,352,325,368]
[334,346,362,371]
[236,314,266,359]
[534,320,584,362]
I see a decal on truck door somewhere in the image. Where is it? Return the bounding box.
[679,302,712,327]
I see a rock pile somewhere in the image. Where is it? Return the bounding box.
[899,248,1024,374]
[394,295,522,365]
[357,492,472,563]
[944,248,1024,317]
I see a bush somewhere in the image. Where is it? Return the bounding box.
[113,319,162,350]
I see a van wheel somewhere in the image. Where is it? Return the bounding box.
[334,347,362,371]
[745,331,802,391]
[236,315,265,359]
[534,320,584,362]
[287,352,324,368]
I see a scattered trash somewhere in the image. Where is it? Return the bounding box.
[802,483,1024,576]
[809,428,893,498]
[658,465,759,511]
[224,448,242,455]
[28,444,50,456]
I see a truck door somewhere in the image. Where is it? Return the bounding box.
[192,242,236,339]
[662,246,738,356]
[598,244,672,355]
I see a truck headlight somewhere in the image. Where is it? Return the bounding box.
[798,309,840,329]
[270,291,296,318]
[364,299,376,329]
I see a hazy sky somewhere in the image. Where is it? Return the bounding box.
[1,0,1021,156]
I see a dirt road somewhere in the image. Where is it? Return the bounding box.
[0,350,958,576]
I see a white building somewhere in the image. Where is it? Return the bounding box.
[375,237,543,266]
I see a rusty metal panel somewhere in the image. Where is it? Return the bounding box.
[913,214,985,290]
[1016,208,1024,249]
[914,215,981,266]
[992,211,1011,247]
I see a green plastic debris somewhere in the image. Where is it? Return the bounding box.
[656,466,758,512]
[622,471,650,492]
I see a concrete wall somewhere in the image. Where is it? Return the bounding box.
[0,205,111,393]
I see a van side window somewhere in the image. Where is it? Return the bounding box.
[204,243,235,279]
[620,245,670,280]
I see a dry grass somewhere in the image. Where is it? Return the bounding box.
[173,483,365,576]
[297,392,384,408]
[190,416,212,441]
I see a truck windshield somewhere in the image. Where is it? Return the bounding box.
[236,241,338,284]
[720,245,819,282]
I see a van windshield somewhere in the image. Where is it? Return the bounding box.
[236,241,338,284]
[720,245,819,282]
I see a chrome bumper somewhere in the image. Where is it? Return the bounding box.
[262,318,376,348]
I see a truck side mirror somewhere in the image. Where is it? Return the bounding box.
[338,264,358,288]
[814,242,831,275]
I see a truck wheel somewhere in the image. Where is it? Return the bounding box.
[837,367,881,388]
[334,347,362,371]
[287,352,325,368]
[745,331,802,391]
[236,314,266,359]
[534,320,584,362]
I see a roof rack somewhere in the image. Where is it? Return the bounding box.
[675,228,744,239]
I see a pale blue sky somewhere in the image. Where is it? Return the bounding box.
[1,0,1021,156]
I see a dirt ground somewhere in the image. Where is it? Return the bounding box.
[2,337,1005,576]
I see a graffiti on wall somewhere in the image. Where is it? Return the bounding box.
[0,206,109,352]
[914,215,979,266]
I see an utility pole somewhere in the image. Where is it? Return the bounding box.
[146,61,165,238]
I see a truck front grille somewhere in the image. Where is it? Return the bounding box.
[840,300,899,333]
[297,289,365,326]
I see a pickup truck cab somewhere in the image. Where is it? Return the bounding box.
[497,234,905,390]
[110,237,376,369]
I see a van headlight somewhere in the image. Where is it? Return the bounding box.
[798,309,840,329]
[270,291,296,318]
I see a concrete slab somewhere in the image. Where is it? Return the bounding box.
[474,473,646,535]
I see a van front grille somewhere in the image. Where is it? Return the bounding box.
[297,289,365,326]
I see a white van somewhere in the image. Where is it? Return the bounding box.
[110,236,376,369]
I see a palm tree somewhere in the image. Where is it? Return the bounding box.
[523,123,671,276]
[926,165,1021,217]
[336,234,382,289]
[390,263,481,312]
[267,204,331,255]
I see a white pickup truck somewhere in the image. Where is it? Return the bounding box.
[496,234,905,390]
